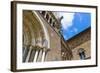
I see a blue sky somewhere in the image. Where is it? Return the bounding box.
[59,12,91,40]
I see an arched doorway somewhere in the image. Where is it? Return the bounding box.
[23,10,50,62]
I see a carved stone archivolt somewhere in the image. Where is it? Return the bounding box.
[23,10,47,48]
[23,10,50,62]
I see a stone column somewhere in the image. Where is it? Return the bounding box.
[48,15,50,23]
[23,46,26,59]
[41,48,46,62]
[33,50,39,62]
[23,46,28,62]
[25,46,32,62]
[37,50,43,62]
[44,12,47,18]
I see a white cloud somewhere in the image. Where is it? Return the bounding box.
[59,12,75,30]
[77,13,82,22]
[70,28,78,33]
[63,35,68,40]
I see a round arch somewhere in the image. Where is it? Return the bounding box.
[23,10,50,49]
[33,11,50,49]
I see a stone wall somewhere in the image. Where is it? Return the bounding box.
[66,27,91,60]
[37,12,62,61]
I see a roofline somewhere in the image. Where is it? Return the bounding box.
[66,27,91,42]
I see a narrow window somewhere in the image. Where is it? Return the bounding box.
[78,48,86,60]
[49,18,52,24]
[46,14,49,21]
[41,11,46,16]
[52,22,55,27]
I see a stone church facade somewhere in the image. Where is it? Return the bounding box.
[23,10,90,63]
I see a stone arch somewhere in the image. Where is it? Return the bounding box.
[23,10,50,62]
[23,10,50,48]
[33,11,50,48]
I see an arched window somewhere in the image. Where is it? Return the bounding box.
[49,18,52,24]
[52,21,55,27]
[41,11,46,16]
[78,48,86,60]
[46,14,49,21]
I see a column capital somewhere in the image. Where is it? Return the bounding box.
[42,47,50,52]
